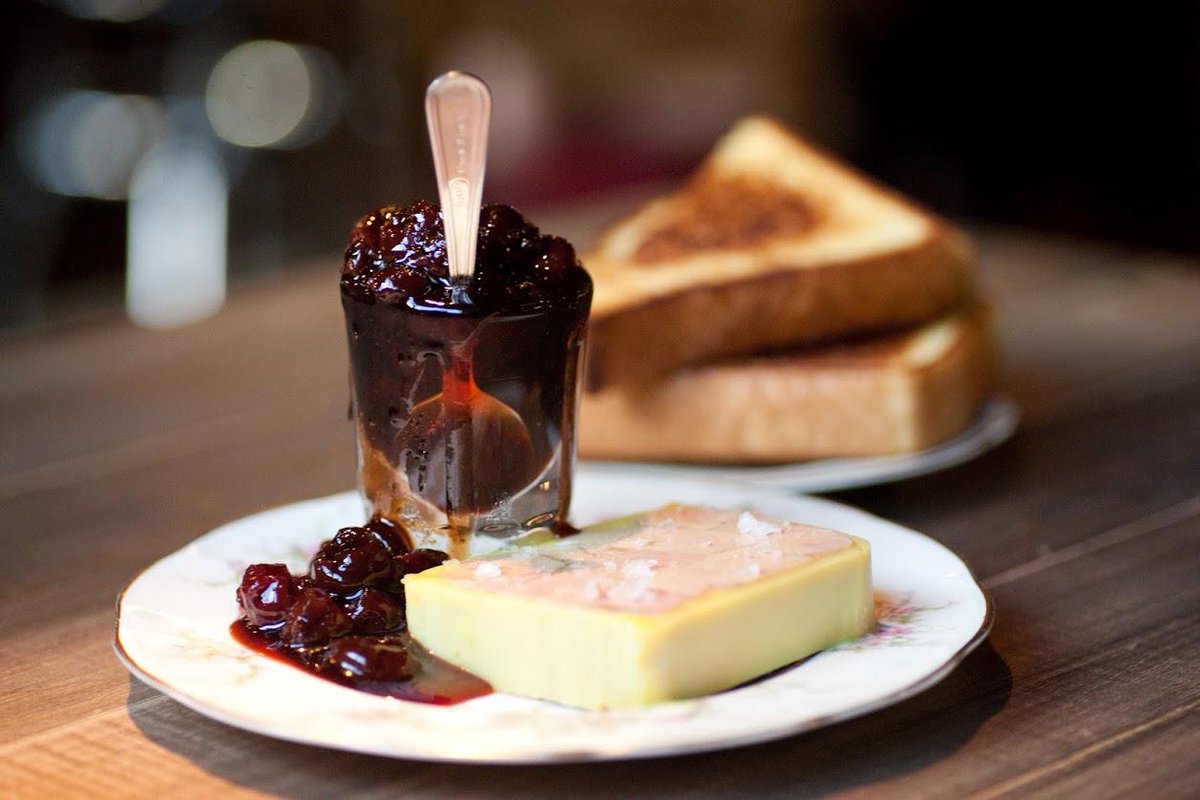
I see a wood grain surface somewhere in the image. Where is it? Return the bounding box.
[2,216,1199,799]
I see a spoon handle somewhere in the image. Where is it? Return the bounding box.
[425,71,492,284]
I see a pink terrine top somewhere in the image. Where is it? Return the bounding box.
[423,505,857,614]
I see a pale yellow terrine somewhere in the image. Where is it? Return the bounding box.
[404,505,873,710]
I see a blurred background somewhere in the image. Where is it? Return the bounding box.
[3,0,1198,330]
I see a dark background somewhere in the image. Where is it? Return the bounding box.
[3,0,1198,329]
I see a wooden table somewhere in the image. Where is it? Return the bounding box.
[3,214,1199,798]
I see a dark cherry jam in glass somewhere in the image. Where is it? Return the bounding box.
[341,202,592,557]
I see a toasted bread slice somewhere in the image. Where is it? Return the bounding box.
[585,116,974,388]
[579,305,996,463]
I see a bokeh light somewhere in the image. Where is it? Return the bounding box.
[21,90,169,200]
[126,139,227,329]
[205,40,341,150]
[56,0,168,22]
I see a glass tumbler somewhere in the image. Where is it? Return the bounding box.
[342,282,592,557]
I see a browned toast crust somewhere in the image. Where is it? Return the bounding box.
[586,223,973,389]
[579,306,996,463]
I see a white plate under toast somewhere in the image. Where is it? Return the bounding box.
[115,467,991,763]
[583,395,1019,492]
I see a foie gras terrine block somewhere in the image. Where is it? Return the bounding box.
[404,505,873,710]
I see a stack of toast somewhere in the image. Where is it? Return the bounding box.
[579,116,996,463]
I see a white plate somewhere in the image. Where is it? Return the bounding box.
[115,468,992,763]
[583,395,1019,492]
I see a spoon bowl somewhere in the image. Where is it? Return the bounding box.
[397,383,539,517]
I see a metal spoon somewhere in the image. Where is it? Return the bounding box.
[402,72,537,540]
[425,71,489,287]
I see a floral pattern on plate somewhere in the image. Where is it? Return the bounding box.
[834,593,952,652]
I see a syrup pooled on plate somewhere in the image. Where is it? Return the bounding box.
[341,202,592,556]
[231,518,491,704]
